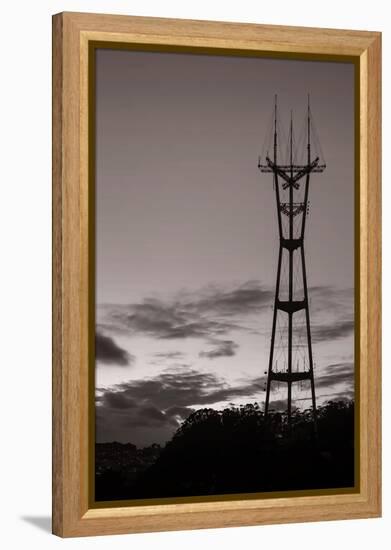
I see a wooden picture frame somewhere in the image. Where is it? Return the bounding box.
[52,11,381,538]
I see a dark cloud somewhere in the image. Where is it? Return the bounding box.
[312,320,354,343]
[107,369,265,409]
[95,331,134,366]
[96,368,265,444]
[108,298,235,340]
[196,281,273,316]
[97,280,273,341]
[126,300,206,338]
[315,362,354,389]
[95,361,354,444]
[98,283,355,346]
[139,405,169,423]
[95,283,355,444]
[199,339,239,359]
[102,391,137,409]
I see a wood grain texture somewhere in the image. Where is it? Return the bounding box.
[52,12,382,538]
[52,12,63,537]
[65,11,378,55]
[363,33,382,515]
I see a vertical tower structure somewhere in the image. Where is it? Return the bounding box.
[258,96,326,429]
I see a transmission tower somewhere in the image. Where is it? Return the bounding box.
[258,95,326,430]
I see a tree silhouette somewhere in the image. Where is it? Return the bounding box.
[96,400,355,501]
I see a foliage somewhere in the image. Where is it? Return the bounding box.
[96,400,355,501]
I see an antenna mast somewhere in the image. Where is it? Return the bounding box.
[259,97,326,432]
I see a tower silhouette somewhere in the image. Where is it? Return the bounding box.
[258,96,326,430]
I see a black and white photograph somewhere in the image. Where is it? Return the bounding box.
[93,47,356,502]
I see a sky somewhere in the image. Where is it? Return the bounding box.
[94,48,355,446]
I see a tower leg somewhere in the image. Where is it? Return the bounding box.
[287,172,294,430]
[265,245,282,418]
[287,380,292,429]
[300,244,318,435]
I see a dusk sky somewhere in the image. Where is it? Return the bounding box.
[94,48,355,446]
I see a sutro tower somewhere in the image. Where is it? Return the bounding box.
[258,96,326,430]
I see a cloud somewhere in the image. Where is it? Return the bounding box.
[98,283,355,346]
[95,331,134,366]
[149,351,191,368]
[195,281,273,316]
[308,287,354,343]
[264,316,354,347]
[126,300,206,338]
[313,389,355,403]
[199,339,239,359]
[95,361,355,444]
[101,391,137,409]
[311,320,354,343]
[315,362,354,390]
[152,351,185,360]
[94,283,355,443]
[261,363,354,412]
[96,368,265,444]
[97,280,273,341]
[309,286,354,314]
[107,298,235,340]
[99,369,265,410]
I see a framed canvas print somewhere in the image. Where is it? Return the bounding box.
[52,12,381,537]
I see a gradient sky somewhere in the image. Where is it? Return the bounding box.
[94,48,355,446]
